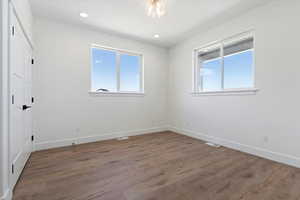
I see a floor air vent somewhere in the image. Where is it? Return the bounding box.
[117,136,129,141]
[205,142,221,148]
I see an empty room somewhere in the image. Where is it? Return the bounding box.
[1,0,300,199]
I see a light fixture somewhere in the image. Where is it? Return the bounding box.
[154,34,160,38]
[147,0,166,18]
[80,12,88,18]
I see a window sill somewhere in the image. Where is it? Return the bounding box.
[89,91,145,97]
[191,88,259,96]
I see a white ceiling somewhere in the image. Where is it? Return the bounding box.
[29,0,275,47]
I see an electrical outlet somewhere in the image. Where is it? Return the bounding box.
[74,128,80,139]
[263,136,269,143]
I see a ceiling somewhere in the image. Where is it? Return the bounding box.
[29,0,275,47]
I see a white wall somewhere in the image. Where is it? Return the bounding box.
[33,18,169,150]
[32,0,300,169]
[169,0,300,167]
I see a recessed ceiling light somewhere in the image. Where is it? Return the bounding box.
[80,12,88,18]
[154,34,160,38]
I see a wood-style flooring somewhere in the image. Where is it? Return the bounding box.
[13,131,300,200]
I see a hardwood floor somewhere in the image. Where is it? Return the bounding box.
[13,131,300,200]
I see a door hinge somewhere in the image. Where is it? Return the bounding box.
[31,97,34,103]
[12,164,14,174]
[12,26,15,36]
[31,135,34,142]
[31,58,34,65]
[12,95,14,104]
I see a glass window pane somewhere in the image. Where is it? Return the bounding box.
[120,54,140,92]
[200,58,222,91]
[224,50,253,89]
[91,48,117,92]
[199,45,222,92]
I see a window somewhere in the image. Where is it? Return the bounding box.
[194,32,256,94]
[91,45,143,94]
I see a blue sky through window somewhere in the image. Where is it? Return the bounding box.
[91,48,117,92]
[224,50,253,89]
[120,54,140,92]
[201,59,222,91]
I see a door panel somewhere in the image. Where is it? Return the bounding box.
[9,7,33,188]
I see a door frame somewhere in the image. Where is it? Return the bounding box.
[0,0,11,199]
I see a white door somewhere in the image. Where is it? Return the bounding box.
[9,7,33,188]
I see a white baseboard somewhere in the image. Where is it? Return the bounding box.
[35,127,168,151]
[169,126,300,169]
[0,189,12,200]
[34,126,300,168]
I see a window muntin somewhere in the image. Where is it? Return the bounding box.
[195,32,254,93]
[91,46,143,93]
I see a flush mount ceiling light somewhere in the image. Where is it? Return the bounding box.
[154,34,160,38]
[147,0,166,18]
[80,12,88,18]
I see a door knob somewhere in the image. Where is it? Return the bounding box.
[22,105,32,110]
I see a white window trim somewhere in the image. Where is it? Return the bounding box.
[90,44,145,96]
[89,91,145,97]
[192,30,258,96]
[191,88,259,96]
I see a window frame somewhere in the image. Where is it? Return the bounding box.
[193,31,258,96]
[90,44,144,96]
